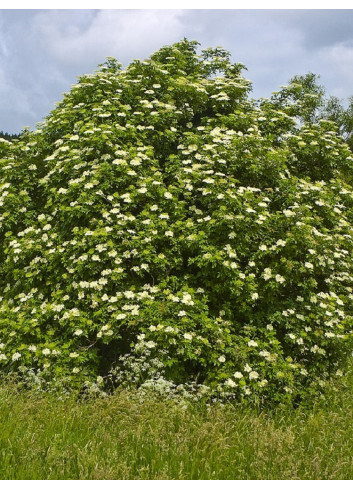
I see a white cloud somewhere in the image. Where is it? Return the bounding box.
[31,10,185,69]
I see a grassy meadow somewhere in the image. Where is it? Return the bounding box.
[1,366,353,480]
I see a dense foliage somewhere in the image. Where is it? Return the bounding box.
[1,40,353,404]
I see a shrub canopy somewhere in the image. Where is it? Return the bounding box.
[1,40,353,403]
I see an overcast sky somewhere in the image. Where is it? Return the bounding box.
[1,9,353,134]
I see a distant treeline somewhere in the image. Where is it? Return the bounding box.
[0,131,21,141]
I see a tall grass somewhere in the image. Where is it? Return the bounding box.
[1,369,353,480]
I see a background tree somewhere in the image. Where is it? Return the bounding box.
[320,95,353,151]
[0,131,21,141]
[268,73,325,125]
[270,73,353,152]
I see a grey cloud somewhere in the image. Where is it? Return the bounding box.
[1,9,353,134]
[0,9,187,133]
[270,10,353,50]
